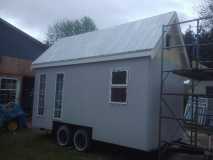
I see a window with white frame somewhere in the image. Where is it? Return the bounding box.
[110,69,128,103]
[38,74,46,115]
[0,78,17,104]
[54,73,64,118]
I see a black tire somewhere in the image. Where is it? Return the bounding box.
[56,125,72,146]
[73,129,91,152]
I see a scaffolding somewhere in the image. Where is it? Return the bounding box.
[159,16,213,159]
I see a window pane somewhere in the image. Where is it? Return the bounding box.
[111,87,127,103]
[38,74,46,115]
[0,78,17,104]
[112,71,127,84]
[1,79,17,89]
[54,74,64,118]
[165,34,171,48]
[0,90,16,104]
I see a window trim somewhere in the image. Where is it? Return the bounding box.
[37,73,46,116]
[53,72,65,120]
[109,68,128,105]
[0,77,19,104]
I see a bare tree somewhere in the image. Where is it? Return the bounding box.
[46,16,97,45]
[200,0,213,26]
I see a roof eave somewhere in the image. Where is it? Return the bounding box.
[32,49,152,69]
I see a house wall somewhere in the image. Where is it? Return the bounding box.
[0,56,34,108]
[0,56,33,76]
[32,57,156,151]
[147,22,188,148]
[147,55,185,149]
[149,53,185,148]
[163,23,188,69]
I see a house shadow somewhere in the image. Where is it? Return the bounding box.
[37,130,158,160]
[90,141,158,160]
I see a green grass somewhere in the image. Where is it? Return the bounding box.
[0,129,154,160]
[0,129,107,160]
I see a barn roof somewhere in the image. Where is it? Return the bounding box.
[33,11,177,68]
[0,18,47,61]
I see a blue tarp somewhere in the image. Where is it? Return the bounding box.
[0,103,27,128]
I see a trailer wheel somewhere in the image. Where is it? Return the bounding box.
[56,125,72,146]
[73,129,91,152]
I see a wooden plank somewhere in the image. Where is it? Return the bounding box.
[0,56,33,76]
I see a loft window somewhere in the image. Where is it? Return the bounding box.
[0,78,17,104]
[110,69,128,103]
[165,34,171,48]
[54,73,64,118]
[38,74,46,115]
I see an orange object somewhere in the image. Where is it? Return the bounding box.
[7,120,18,131]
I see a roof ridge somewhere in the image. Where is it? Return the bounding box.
[59,11,176,42]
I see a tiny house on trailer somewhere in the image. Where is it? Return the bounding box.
[32,12,189,152]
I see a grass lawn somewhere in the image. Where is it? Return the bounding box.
[0,129,154,160]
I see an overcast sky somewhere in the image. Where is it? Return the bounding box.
[0,0,202,42]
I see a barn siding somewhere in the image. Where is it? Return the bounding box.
[0,56,33,76]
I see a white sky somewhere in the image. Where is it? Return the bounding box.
[0,0,202,42]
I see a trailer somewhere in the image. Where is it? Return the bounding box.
[32,11,189,152]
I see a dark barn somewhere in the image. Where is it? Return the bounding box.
[0,18,47,113]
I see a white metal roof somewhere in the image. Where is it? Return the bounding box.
[33,11,177,68]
